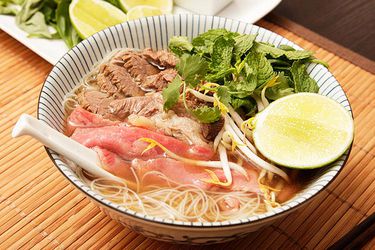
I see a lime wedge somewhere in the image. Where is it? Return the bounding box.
[119,0,172,13]
[69,0,127,39]
[126,5,163,20]
[253,93,354,169]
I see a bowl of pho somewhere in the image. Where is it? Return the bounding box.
[38,14,353,244]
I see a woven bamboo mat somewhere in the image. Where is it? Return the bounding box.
[1,19,374,249]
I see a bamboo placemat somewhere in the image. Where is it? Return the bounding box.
[1,19,374,249]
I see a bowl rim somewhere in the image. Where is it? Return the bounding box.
[38,14,353,228]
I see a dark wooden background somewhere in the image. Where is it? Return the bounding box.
[273,0,375,61]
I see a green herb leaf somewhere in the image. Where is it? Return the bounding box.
[192,29,232,54]
[15,0,58,39]
[211,36,235,69]
[233,34,256,58]
[278,44,295,51]
[162,76,182,111]
[256,42,313,60]
[227,78,257,98]
[265,72,294,100]
[205,67,235,82]
[216,86,231,106]
[191,106,221,123]
[169,36,193,57]
[176,54,208,87]
[254,42,285,58]
[244,50,274,88]
[308,58,329,68]
[0,0,20,15]
[231,97,257,117]
[56,0,81,48]
[290,61,319,93]
[284,50,313,60]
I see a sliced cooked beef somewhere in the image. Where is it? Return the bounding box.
[141,68,178,91]
[108,93,163,119]
[97,64,144,98]
[78,90,114,116]
[71,126,215,161]
[201,117,225,141]
[122,51,160,81]
[133,158,260,192]
[66,107,117,135]
[151,112,207,146]
[141,48,178,68]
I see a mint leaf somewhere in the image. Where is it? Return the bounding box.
[290,61,319,93]
[169,36,193,57]
[191,106,221,123]
[192,29,233,54]
[176,54,208,87]
[162,76,182,110]
[211,36,235,69]
[266,73,294,100]
[227,78,257,98]
[278,44,295,51]
[234,34,256,58]
[255,42,313,60]
[205,67,235,82]
[254,42,285,58]
[285,50,313,60]
[244,50,274,88]
[308,58,329,68]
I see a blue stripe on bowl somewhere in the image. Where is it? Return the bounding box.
[38,14,352,228]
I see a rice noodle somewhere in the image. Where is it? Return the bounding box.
[76,166,267,222]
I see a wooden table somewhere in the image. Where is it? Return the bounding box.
[1,18,375,249]
[273,0,375,61]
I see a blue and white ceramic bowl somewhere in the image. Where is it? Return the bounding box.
[38,14,352,244]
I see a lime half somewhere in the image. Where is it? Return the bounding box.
[119,0,172,13]
[70,0,127,39]
[127,5,163,20]
[253,93,354,169]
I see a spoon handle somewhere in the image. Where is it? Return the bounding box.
[12,114,123,182]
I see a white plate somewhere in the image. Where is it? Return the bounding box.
[0,0,281,65]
